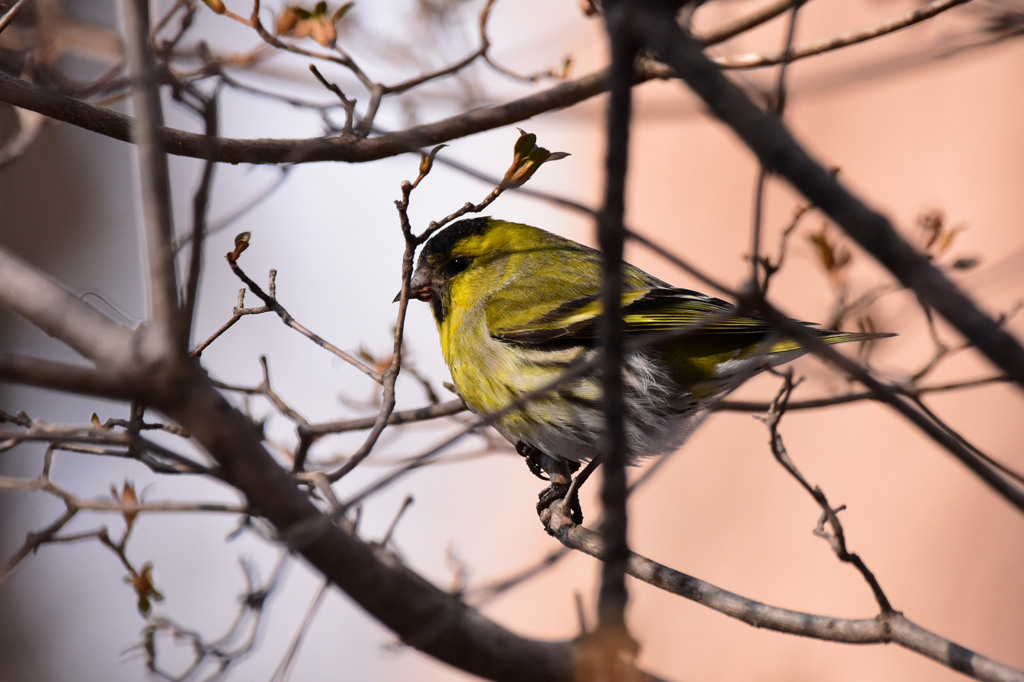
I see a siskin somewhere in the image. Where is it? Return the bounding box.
[407,217,889,466]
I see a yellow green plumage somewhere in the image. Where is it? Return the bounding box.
[409,217,889,463]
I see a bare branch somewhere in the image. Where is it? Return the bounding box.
[542,504,1024,682]
[301,398,465,437]
[0,507,77,583]
[120,0,180,353]
[760,373,892,612]
[0,247,134,369]
[638,9,1024,393]
[0,0,29,33]
[155,360,585,681]
[182,91,219,346]
[594,0,637,650]
[269,579,330,682]
[223,260,382,383]
[2,3,1019,680]
[748,295,1024,512]
[0,0,977,173]
[700,0,801,46]
[718,0,974,69]
[749,0,803,287]
[716,374,1014,411]
[0,64,611,164]
[0,354,134,399]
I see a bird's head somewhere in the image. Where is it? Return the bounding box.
[402,217,558,324]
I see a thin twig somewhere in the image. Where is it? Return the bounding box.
[223,260,382,383]
[717,0,974,69]
[750,0,803,288]
[0,0,29,34]
[269,580,330,682]
[759,372,892,612]
[182,90,218,345]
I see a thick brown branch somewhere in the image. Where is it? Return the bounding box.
[0,67,614,164]
[157,358,580,682]
[0,354,135,399]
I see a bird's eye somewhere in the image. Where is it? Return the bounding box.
[444,256,470,277]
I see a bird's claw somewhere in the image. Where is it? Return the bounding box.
[517,442,584,527]
[536,482,583,526]
[517,441,550,481]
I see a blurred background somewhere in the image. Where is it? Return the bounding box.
[1,1,1023,680]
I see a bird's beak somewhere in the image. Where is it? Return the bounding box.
[394,271,433,303]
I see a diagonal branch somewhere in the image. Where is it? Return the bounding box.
[637,7,1024,392]
[0,247,133,370]
[156,360,584,682]
[543,505,1024,682]
[717,0,974,69]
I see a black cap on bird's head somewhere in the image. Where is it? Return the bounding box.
[416,217,492,265]
[396,217,493,320]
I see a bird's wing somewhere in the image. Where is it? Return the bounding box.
[491,288,779,345]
